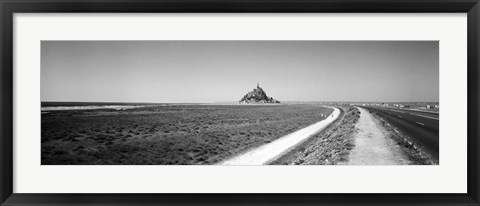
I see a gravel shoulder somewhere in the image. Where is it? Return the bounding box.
[339,107,411,165]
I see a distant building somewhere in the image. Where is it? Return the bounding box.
[239,83,280,104]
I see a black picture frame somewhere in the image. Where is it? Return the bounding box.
[1,0,479,205]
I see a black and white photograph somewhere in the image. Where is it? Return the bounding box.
[41,41,439,165]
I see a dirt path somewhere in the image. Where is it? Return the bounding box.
[218,107,341,165]
[342,107,410,165]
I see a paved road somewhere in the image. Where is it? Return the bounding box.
[219,107,341,165]
[363,106,439,161]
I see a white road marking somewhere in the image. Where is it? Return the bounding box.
[409,113,439,120]
[390,110,406,113]
[218,107,341,165]
[379,107,438,120]
[416,122,425,126]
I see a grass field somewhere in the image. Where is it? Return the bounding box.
[41,104,333,165]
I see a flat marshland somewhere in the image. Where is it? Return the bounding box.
[41,104,333,165]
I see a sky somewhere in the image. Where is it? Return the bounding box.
[41,41,439,103]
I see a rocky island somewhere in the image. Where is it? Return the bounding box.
[239,83,280,104]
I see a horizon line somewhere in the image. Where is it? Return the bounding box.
[41,100,440,104]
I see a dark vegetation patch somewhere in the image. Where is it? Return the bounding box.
[272,106,360,165]
[41,104,333,165]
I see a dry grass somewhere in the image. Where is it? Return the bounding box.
[41,104,333,165]
[272,106,360,165]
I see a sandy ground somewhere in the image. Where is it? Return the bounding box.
[219,107,341,165]
[342,107,410,165]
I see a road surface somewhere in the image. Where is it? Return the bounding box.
[219,107,341,165]
[363,106,439,161]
